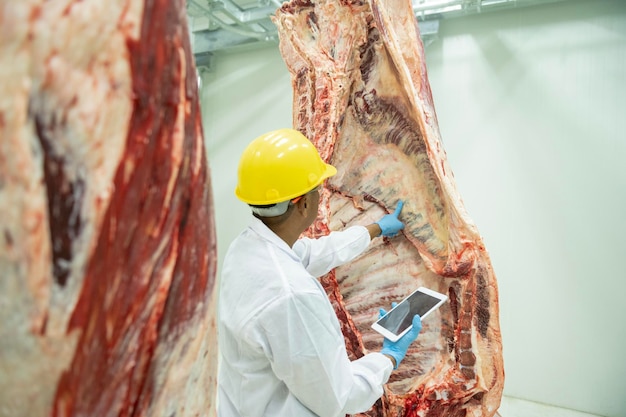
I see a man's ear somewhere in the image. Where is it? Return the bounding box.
[294,195,307,215]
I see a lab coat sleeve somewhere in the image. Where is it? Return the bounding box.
[292,225,371,278]
[258,291,393,416]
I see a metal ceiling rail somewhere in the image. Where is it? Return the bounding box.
[188,0,572,67]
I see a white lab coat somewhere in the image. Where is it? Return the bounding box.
[217,217,393,417]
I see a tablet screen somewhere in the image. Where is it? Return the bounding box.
[377,290,442,336]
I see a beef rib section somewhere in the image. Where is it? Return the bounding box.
[274,0,505,415]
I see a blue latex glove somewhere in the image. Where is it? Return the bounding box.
[379,305,422,369]
[376,200,405,237]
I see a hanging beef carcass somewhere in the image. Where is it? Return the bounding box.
[0,0,218,416]
[273,0,504,415]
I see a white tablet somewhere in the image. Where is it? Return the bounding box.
[371,287,448,342]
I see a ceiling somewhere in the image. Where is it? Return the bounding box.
[187,0,572,68]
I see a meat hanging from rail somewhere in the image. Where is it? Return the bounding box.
[273,0,505,415]
[0,0,218,416]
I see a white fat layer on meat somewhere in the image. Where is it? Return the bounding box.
[430,389,450,402]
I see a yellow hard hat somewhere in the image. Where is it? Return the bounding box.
[235,128,337,205]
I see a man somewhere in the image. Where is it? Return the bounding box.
[217,128,422,417]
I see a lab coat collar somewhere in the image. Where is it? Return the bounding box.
[248,216,300,260]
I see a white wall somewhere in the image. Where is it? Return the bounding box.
[199,1,626,416]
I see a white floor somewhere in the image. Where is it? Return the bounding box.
[498,397,604,417]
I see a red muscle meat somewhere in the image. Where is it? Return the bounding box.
[0,1,218,416]
[273,0,504,416]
